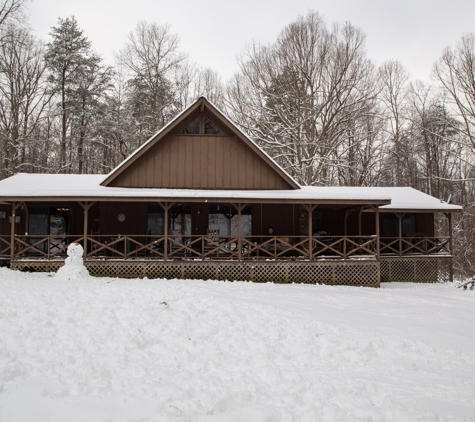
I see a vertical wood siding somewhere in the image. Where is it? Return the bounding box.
[110,135,293,190]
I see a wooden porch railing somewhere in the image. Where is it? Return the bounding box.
[4,235,84,260]
[380,236,450,256]
[1,234,451,261]
[0,235,11,258]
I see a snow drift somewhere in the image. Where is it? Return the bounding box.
[0,268,474,421]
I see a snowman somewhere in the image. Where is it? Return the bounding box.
[56,242,90,280]
[64,242,84,266]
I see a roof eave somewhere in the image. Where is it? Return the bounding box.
[380,207,462,213]
[0,195,391,205]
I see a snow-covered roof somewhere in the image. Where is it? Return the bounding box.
[0,173,462,211]
[365,187,462,211]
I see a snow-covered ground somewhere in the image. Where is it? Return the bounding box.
[0,267,474,421]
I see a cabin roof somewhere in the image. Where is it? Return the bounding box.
[0,173,463,211]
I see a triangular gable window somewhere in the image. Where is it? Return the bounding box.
[204,118,223,135]
[182,117,200,134]
[181,115,224,135]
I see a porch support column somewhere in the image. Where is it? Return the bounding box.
[374,206,380,260]
[22,203,29,233]
[396,212,404,257]
[358,207,364,236]
[231,203,247,261]
[304,204,318,261]
[10,202,20,261]
[78,201,95,257]
[445,212,453,255]
[158,202,174,262]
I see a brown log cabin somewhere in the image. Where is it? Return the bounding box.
[0,97,461,286]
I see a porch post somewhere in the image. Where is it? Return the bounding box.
[159,202,174,262]
[23,203,29,233]
[238,204,242,261]
[304,204,318,261]
[83,203,88,256]
[397,212,403,257]
[446,213,453,255]
[78,202,94,258]
[232,203,246,261]
[375,206,380,260]
[10,202,18,261]
[358,207,363,236]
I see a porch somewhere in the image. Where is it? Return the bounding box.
[0,195,455,285]
[1,229,453,286]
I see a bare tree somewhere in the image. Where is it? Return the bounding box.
[173,65,225,109]
[116,21,187,138]
[435,33,475,152]
[0,24,51,178]
[378,60,410,186]
[335,100,386,186]
[408,82,463,199]
[193,68,225,108]
[0,0,25,28]
[88,67,131,173]
[226,11,378,185]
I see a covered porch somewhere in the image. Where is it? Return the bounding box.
[0,197,453,261]
[2,199,388,261]
[0,196,454,285]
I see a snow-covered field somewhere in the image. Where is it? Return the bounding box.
[0,267,474,422]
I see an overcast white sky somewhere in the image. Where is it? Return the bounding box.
[27,0,475,83]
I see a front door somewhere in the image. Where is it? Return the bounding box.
[192,204,208,236]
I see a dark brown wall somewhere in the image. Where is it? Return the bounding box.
[68,203,84,235]
[0,204,12,236]
[0,202,436,239]
[321,208,345,235]
[332,210,435,237]
[416,213,434,236]
[378,212,435,237]
[0,202,85,236]
[110,134,293,190]
[309,207,376,236]
[99,202,148,236]
[361,212,376,235]
[256,204,299,236]
[87,203,101,234]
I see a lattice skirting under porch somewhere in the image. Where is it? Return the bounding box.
[10,259,380,287]
[380,256,453,283]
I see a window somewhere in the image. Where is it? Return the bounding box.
[204,118,223,135]
[181,115,224,135]
[147,205,164,235]
[182,118,200,134]
[402,213,416,237]
[382,213,416,237]
[170,205,191,235]
[208,205,251,237]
